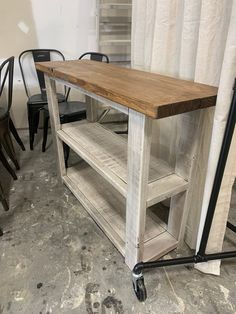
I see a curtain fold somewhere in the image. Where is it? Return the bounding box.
[132,0,236,274]
[195,0,236,274]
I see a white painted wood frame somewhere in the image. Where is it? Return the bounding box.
[45,76,66,180]
[125,109,152,269]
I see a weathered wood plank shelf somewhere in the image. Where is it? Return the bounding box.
[36,59,217,270]
[63,161,178,262]
[58,120,188,205]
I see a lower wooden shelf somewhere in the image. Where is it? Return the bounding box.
[63,161,178,262]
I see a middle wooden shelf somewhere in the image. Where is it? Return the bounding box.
[57,120,188,206]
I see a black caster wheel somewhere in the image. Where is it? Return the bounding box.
[133,276,147,302]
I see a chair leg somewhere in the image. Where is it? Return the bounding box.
[2,133,20,170]
[9,118,25,151]
[66,146,70,168]
[34,111,40,134]
[0,182,9,211]
[0,149,17,180]
[61,116,70,167]
[64,144,70,168]
[0,228,3,236]
[1,199,9,212]
[42,116,50,152]
[28,105,35,150]
[29,131,35,151]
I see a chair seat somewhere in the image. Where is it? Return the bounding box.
[44,101,87,116]
[27,93,65,105]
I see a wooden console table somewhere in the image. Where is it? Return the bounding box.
[36,60,217,270]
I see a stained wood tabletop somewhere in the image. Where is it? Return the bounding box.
[36,60,217,119]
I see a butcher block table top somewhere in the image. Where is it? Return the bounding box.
[36,60,217,119]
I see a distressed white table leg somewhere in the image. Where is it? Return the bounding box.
[85,95,98,122]
[125,109,152,269]
[45,75,66,179]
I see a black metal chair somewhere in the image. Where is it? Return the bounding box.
[79,51,109,62]
[77,52,128,134]
[42,101,87,153]
[0,180,9,236]
[41,52,110,165]
[19,49,67,150]
[0,57,25,180]
[0,181,8,212]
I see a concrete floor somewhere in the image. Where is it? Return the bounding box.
[0,130,236,314]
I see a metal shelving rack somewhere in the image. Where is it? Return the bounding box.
[97,0,132,65]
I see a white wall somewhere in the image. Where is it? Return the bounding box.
[1,0,97,128]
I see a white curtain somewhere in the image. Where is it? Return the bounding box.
[132,0,236,274]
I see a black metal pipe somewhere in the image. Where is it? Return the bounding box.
[133,250,236,274]
[205,250,236,260]
[198,79,236,255]
[227,221,236,233]
[133,256,203,274]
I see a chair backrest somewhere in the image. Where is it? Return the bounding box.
[19,49,65,98]
[79,52,109,63]
[0,56,14,115]
[66,52,109,100]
